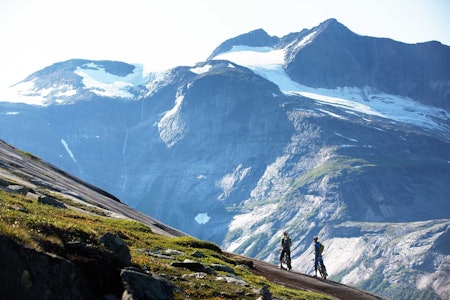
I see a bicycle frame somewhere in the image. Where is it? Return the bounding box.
[280,252,291,270]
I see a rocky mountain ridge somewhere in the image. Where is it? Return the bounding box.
[0,18,449,299]
[211,18,450,110]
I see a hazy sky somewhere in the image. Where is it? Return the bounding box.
[0,0,449,95]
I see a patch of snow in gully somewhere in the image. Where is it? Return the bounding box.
[60,139,77,163]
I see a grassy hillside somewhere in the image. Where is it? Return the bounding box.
[0,181,331,299]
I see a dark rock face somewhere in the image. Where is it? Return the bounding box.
[0,235,95,299]
[283,19,450,109]
[0,233,135,299]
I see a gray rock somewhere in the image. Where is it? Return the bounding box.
[190,250,206,258]
[171,260,217,275]
[37,195,66,208]
[0,178,11,187]
[257,285,272,300]
[6,184,27,195]
[121,267,174,300]
[210,263,235,274]
[100,232,132,267]
[216,275,249,286]
[26,191,40,199]
[162,249,184,256]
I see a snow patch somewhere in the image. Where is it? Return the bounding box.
[317,109,347,120]
[217,164,251,200]
[212,46,449,132]
[194,213,210,224]
[158,93,186,147]
[226,203,279,253]
[4,80,50,105]
[294,31,318,50]
[2,62,148,105]
[190,64,212,74]
[214,46,285,67]
[74,63,145,98]
[54,85,77,99]
[334,133,358,143]
[417,273,435,290]
[323,237,367,281]
[60,139,76,163]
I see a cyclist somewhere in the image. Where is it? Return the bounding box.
[313,236,327,278]
[279,231,292,270]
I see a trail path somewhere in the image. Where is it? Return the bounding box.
[230,253,386,300]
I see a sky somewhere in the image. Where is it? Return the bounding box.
[0,0,449,96]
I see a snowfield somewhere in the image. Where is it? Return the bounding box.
[213,45,449,133]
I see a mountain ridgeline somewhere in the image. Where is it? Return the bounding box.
[1,19,449,299]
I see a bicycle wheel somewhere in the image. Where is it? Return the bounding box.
[281,253,291,270]
[319,263,327,279]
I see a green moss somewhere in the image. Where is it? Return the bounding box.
[291,156,375,190]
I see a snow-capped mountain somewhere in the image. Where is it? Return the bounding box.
[1,19,449,300]
[3,59,164,105]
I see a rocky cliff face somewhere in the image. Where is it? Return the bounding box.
[282,19,450,110]
[0,19,449,299]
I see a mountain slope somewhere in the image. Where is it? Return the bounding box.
[0,18,449,299]
[0,139,384,299]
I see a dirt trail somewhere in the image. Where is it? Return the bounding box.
[230,253,385,300]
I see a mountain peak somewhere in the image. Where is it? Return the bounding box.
[313,18,353,37]
[208,28,279,59]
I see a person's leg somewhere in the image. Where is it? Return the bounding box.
[279,249,285,267]
[320,256,327,275]
[314,254,318,276]
[286,249,292,270]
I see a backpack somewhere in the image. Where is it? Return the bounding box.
[282,236,291,249]
[318,243,325,254]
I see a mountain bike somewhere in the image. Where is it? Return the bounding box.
[280,251,292,271]
[312,254,327,279]
[318,259,327,279]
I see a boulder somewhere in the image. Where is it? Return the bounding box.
[121,267,174,300]
[99,232,131,267]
